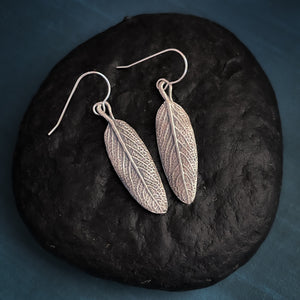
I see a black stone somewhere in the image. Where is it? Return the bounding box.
[13,14,282,290]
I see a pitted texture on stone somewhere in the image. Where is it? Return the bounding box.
[13,14,282,290]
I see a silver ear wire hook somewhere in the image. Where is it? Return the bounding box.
[116,48,188,87]
[48,71,111,136]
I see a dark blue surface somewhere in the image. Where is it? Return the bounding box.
[0,1,299,299]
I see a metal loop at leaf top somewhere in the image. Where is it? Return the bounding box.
[93,101,115,121]
[116,48,198,204]
[48,71,168,214]
[155,84,198,204]
[94,102,168,214]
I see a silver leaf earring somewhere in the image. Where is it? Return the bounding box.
[48,71,168,214]
[117,49,198,204]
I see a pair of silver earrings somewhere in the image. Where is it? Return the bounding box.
[48,48,198,214]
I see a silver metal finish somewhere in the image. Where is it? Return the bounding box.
[95,102,168,214]
[48,71,111,136]
[116,48,188,86]
[48,71,168,214]
[156,82,198,204]
[117,48,198,204]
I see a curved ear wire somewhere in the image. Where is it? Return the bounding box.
[48,71,111,136]
[47,70,168,214]
[118,48,198,205]
[116,48,188,86]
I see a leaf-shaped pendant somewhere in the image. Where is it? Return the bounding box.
[95,102,168,214]
[156,82,198,204]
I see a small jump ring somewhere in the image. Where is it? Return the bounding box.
[156,78,170,91]
[93,101,106,115]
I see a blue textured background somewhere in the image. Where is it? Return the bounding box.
[0,0,299,299]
